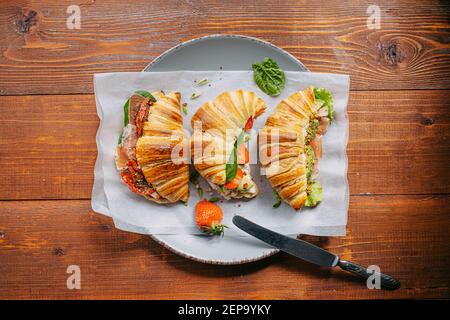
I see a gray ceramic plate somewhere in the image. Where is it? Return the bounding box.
[144,35,308,264]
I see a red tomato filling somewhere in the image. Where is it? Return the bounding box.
[136,98,152,137]
[121,159,159,198]
[237,144,249,164]
[224,168,244,190]
[244,116,253,132]
[118,98,159,199]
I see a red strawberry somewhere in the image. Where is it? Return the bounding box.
[195,199,227,236]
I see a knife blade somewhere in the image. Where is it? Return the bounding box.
[233,215,338,267]
[233,215,401,290]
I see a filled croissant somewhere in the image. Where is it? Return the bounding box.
[259,86,334,210]
[115,90,189,204]
[190,90,267,199]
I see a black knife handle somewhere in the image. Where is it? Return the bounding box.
[337,260,400,290]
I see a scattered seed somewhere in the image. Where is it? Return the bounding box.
[191,92,201,100]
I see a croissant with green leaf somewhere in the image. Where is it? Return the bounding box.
[190,90,267,200]
[115,90,189,204]
[259,86,334,210]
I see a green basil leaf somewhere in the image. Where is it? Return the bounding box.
[273,189,282,208]
[189,170,200,184]
[225,143,238,182]
[225,129,248,182]
[123,90,156,128]
[134,90,156,102]
[209,197,219,203]
[252,58,286,97]
[236,130,247,147]
[123,98,130,127]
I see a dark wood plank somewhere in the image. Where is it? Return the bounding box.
[1,90,449,200]
[0,0,449,94]
[0,195,448,299]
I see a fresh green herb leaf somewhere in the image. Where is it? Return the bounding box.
[197,79,208,86]
[134,90,157,102]
[225,129,248,182]
[305,181,323,207]
[123,98,130,127]
[273,189,282,208]
[219,185,226,193]
[314,88,334,121]
[123,90,157,129]
[209,197,219,203]
[182,102,188,115]
[191,92,201,100]
[189,170,200,184]
[225,143,238,183]
[235,131,247,149]
[252,58,286,96]
[190,169,203,199]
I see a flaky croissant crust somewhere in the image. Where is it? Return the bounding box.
[190,90,267,196]
[259,86,319,210]
[136,91,189,203]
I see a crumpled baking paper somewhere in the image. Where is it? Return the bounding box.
[92,71,349,237]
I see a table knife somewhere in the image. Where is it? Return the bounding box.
[233,215,400,290]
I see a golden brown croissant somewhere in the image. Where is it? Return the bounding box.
[115,91,189,204]
[259,86,333,210]
[190,90,267,199]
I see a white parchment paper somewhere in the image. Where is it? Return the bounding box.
[92,71,350,237]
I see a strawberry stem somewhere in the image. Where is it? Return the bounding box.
[202,223,228,236]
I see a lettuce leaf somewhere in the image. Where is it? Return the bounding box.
[134,90,157,102]
[305,181,323,207]
[314,88,334,121]
[273,189,282,208]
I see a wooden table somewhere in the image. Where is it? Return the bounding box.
[1,0,449,300]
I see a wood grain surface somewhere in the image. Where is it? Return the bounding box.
[0,0,449,299]
[0,195,449,299]
[1,90,448,200]
[0,0,449,94]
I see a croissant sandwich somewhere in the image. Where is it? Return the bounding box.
[190,90,267,199]
[115,90,189,204]
[259,86,334,210]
